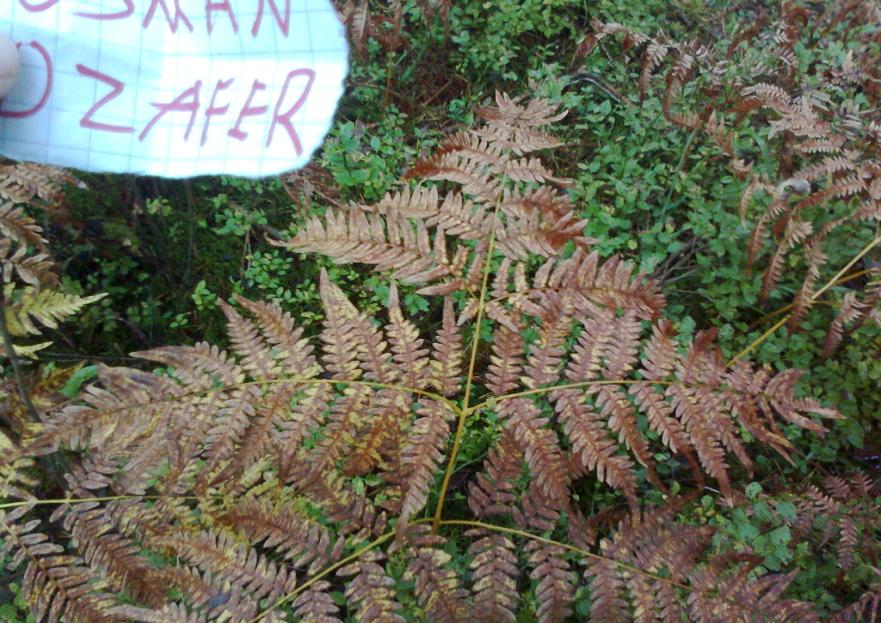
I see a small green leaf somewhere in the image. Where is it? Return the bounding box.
[745,482,763,500]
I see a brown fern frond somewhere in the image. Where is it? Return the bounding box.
[423,191,492,243]
[292,581,343,623]
[345,390,410,477]
[475,92,568,155]
[281,207,454,286]
[689,561,818,622]
[499,185,576,221]
[398,399,454,528]
[554,388,639,511]
[168,569,261,620]
[584,505,711,623]
[337,550,406,623]
[823,291,865,357]
[160,529,295,603]
[432,131,506,167]
[0,238,55,286]
[502,157,572,187]
[403,531,468,623]
[231,295,321,378]
[49,462,169,608]
[318,269,367,381]
[585,549,630,622]
[467,427,524,519]
[129,603,208,623]
[479,92,569,130]
[503,399,570,504]
[467,529,518,623]
[347,304,397,386]
[1,511,126,623]
[26,363,183,456]
[526,540,575,623]
[0,202,48,251]
[788,239,828,330]
[6,90,854,623]
[760,218,812,302]
[284,90,576,297]
[299,384,371,480]
[640,41,671,95]
[367,185,443,219]
[485,322,525,394]
[830,583,881,623]
[406,151,502,204]
[522,294,572,388]
[136,342,244,390]
[667,381,733,496]
[838,515,858,571]
[386,283,431,389]
[593,384,658,482]
[496,208,588,260]
[521,250,665,322]
[222,497,342,573]
[218,300,278,381]
[429,297,463,396]
[759,369,841,434]
[0,163,75,205]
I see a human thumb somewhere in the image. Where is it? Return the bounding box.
[0,33,20,99]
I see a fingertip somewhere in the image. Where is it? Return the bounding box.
[0,33,20,99]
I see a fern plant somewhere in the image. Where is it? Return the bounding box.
[790,471,880,577]
[0,95,851,622]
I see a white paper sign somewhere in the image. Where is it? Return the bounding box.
[0,0,348,177]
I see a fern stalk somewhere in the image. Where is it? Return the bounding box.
[467,378,668,413]
[432,203,500,532]
[0,287,38,422]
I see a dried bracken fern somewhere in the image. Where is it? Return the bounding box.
[580,2,881,351]
[0,95,853,622]
[0,163,77,207]
[787,471,880,575]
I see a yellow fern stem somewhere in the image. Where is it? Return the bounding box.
[432,205,500,532]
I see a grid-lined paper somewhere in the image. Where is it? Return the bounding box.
[0,0,348,178]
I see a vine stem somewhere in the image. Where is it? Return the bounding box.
[432,205,500,532]
[728,234,881,365]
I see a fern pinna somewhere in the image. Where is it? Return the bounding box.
[0,95,847,622]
